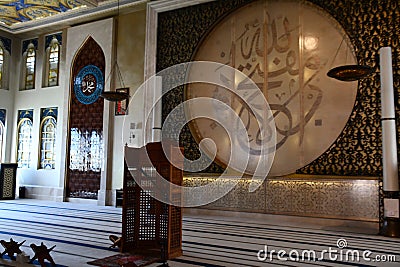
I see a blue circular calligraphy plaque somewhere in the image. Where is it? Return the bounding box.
[74,65,104,105]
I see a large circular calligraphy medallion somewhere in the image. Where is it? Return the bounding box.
[74,65,104,105]
[185,0,357,176]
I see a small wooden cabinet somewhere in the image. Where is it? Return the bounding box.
[121,142,183,259]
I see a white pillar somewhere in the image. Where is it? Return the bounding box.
[152,76,162,142]
[379,47,399,192]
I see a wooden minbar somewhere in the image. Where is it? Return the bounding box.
[121,141,183,259]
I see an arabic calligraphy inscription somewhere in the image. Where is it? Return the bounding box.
[187,0,357,176]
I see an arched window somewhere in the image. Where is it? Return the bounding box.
[17,118,33,168]
[0,121,4,163]
[24,43,36,90]
[45,36,60,87]
[39,116,56,169]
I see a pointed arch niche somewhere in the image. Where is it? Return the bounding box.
[61,18,114,206]
[66,36,105,200]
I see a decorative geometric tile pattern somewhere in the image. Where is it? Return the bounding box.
[2,168,14,198]
[265,178,379,221]
[185,176,266,212]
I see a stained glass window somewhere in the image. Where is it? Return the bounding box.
[45,35,61,87]
[17,110,33,168]
[23,41,36,90]
[69,129,103,172]
[39,108,57,169]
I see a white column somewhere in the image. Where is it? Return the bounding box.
[379,47,399,192]
[152,76,162,142]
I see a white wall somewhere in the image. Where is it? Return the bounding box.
[0,33,18,164]
[111,10,146,190]
[0,89,15,164]
[10,31,68,198]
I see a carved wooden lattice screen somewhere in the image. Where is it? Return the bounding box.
[122,142,183,259]
[0,163,17,200]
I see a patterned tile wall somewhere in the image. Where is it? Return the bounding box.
[2,168,14,198]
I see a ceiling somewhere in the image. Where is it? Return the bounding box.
[0,0,148,35]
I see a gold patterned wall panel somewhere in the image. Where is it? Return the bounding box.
[266,178,379,220]
[2,168,14,198]
[184,176,379,221]
[185,176,266,212]
[0,164,17,200]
